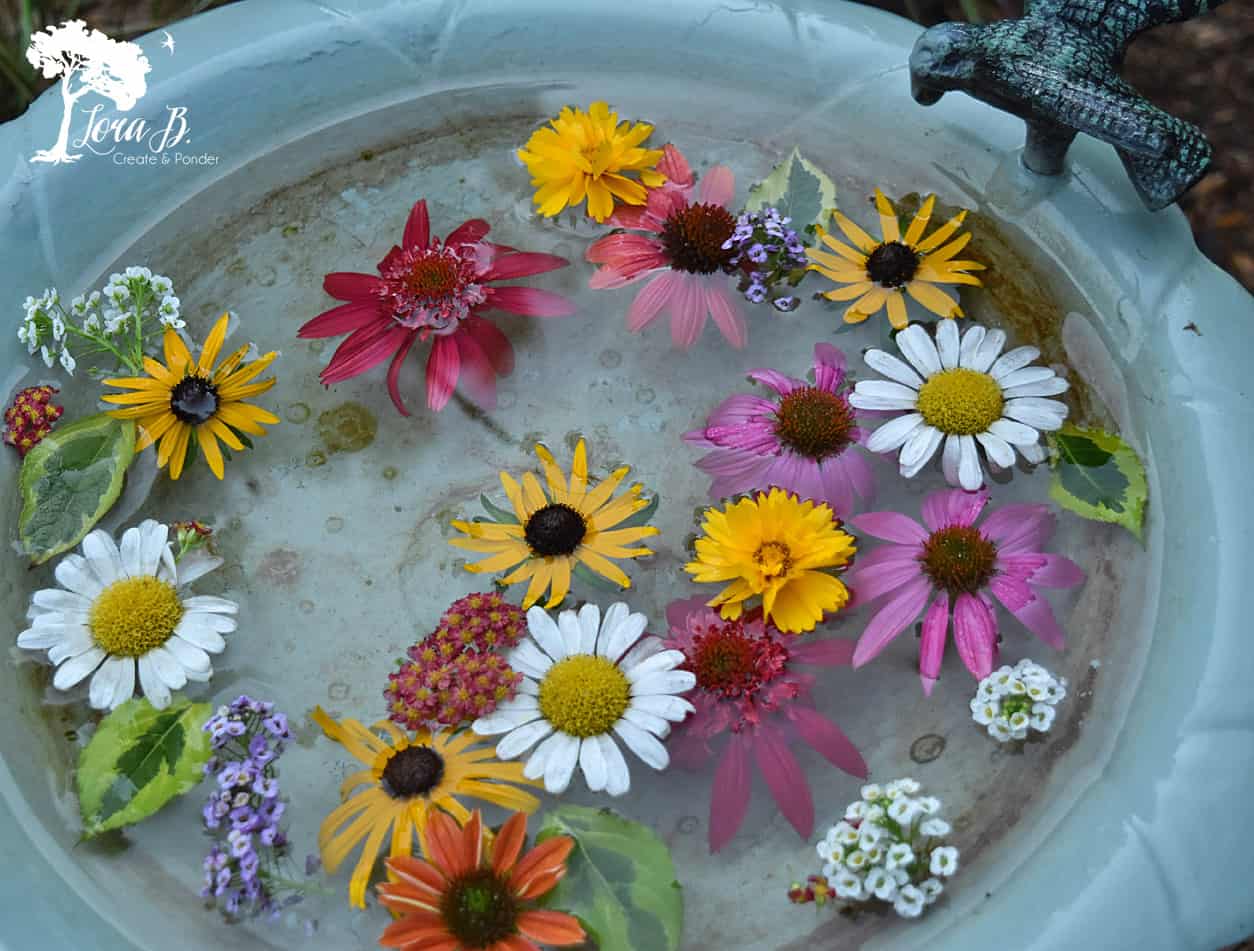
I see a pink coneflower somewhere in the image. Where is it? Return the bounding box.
[586,145,748,349]
[683,343,875,515]
[848,488,1085,695]
[299,199,575,416]
[663,598,866,852]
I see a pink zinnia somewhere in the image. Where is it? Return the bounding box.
[299,199,575,416]
[683,343,875,515]
[663,598,866,853]
[848,488,1085,695]
[585,145,748,349]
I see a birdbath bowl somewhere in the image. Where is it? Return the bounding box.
[1,2,1251,950]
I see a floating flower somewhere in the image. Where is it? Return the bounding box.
[517,101,666,222]
[971,658,1067,742]
[663,599,866,851]
[684,343,874,515]
[722,207,810,311]
[849,488,1085,693]
[586,145,749,349]
[806,190,984,329]
[684,487,856,634]
[450,439,659,609]
[299,199,575,416]
[311,707,540,908]
[851,321,1069,490]
[102,313,279,480]
[472,602,695,796]
[378,809,585,950]
[16,520,236,710]
[3,384,63,457]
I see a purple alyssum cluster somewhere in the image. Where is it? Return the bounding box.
[721,207,809,312]
[201,695,309,920]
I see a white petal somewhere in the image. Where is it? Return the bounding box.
[863,349,923,389]
[146,645,187,691]
[181,610,236,634]
[527,606,567,662]
[976,431,1016,469]
[473,707,542,735]
[516,677,540,697]
[53,647,106,690]
[138,655,172,708]
[1006,396,1068,420]
[867,413,925,453]
[613,720,670,770]
[137,520,170,576]
[989,345,1041,380]
[941,433,962,486]
[631,693,694,721]
[542,733,581,794]
[616,636,663,673]
[853,380,921,406]
[1002,401,1065,431]
[600,735,631,796]
[184,662,214,683]
[495,695,540,714]
[171,615,226,653]
[557,608,584,657]
[1002,376,1070,398]
[897,324,942,377]
[32,589,91,613]
[996,366,1056,389]
[622,706,670,736]
[632,670,696,697]
[595,602,628,650]
[957,434,984,490]
[988,418,1041,446]
[82,530,122,585]
[899,424,943,472]
[968,328,1006,373]
[577,602,602,654]
[509,639,554,679]
[598,608,646,663]
[47,627,96,665]
[1020,440,1047,464]
[936,317,960,369]
[90,656,130,709]
[849,392,918,411]
[54,555,103,598]
[119,524,145,578]
[180,595,238,615]
[624,648,685,682]
[957,324,986,368]
[17,621,78,650]
[109,657,136,706]
[165,635,212,673]
[493,718,553,758]
[174,552,221,586]
[579,733,609,791]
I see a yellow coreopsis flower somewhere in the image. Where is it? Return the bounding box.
[517,101,666,222]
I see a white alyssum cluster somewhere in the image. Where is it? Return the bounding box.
[970,659,1066,742]
[18,267,183,377]
[814,779,959,919]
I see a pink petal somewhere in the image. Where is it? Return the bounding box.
[480,251,569,283]
[788,706,867,778]
[817,458,854,517]
[980,504,1054,550]
[989,573,1035,613]
[746,368,802,396]
[665,596,710,634]
[850,511,929,545]
[709,737,752,853]
[605,205,659,230]
[668,275,707,349]
[704,280,748,349]
[752,722,814,839]
[1012,593,1067,649]
[849,558,925,606]
[586,234,668,288]
[647,187,688,225]
[852,577,933,668]
[454,325,498,410]
[1028,553,1085,589]
[812,343,847,390]
[320,323,409,384]
[995,552,1046,582]
[445,218,491,247]
[460,315,514,377]
[839,451,876,507]
[699,165,735,207]
[627,273,680,332]
[402,199,430,250]
[658,143,694,187]
[703,393,778,430]
[298,301,383,338]
[952,592,997,680]
[384,331,420,416]
[485,286,576,317]
[323,271,386,302]
[919,591,950,695]
[854,544,922,572]
[789,637,855,667]
[425,334,460,411]
[921,487,990,533]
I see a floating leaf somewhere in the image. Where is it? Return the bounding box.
[1048,425,1147,539]
[617,492,660,530]
[480,493,517,524]
[18,413,136,565]
[745,148,838,233]
[536,804,682,951]
[77,696,212,837]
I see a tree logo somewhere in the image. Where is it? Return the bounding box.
[26,20,152,165]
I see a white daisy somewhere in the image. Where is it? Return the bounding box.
[16,520,237,711]
[472,602,695,796]
[851,320,1070,490]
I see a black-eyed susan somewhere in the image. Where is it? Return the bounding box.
[684,487,857,635]
[101,313,279,479]
[450,439,659,609]
[517,101,666,222]
[806,190,985,330]
[310,707,540,909]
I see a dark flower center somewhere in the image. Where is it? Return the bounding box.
[919,525,998,595]
[865,241,920,287]
[404,254,461,299]
[440,868,519,948]
[169,376,220,425]
[683,618,792,700]
[524,503,586,557]
[381,745,445,798]
[774,387,856,461]
[660,203,737,274]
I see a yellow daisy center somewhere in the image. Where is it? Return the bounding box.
[538,655,630,738]
[916,368,1004,436]
[753,541,794,582]
[89,576,183,656]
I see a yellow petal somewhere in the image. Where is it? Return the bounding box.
[886,291,909,330]
[163,327,193,373]
[576,548,631,588]
[533,444,569,503]
[822,281,875,302]
[832,210,879,255]
[198,313,231,372]
[874,189,901,243]
[196,426,226,479]
[914,210,968,253]
[906,280,962,318]
[547,559,572,608]
[903,194,936,246]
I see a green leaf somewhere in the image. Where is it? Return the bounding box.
[745,148,838,233]
[480,493,517,524]
[616,493,660,530]
[77,696,213,837]
[18,413,136,565]
[572,561,630,593]
[536,805,683,951]
[1048,425,1148,540]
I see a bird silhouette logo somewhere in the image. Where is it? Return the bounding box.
[161,30,176,55]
